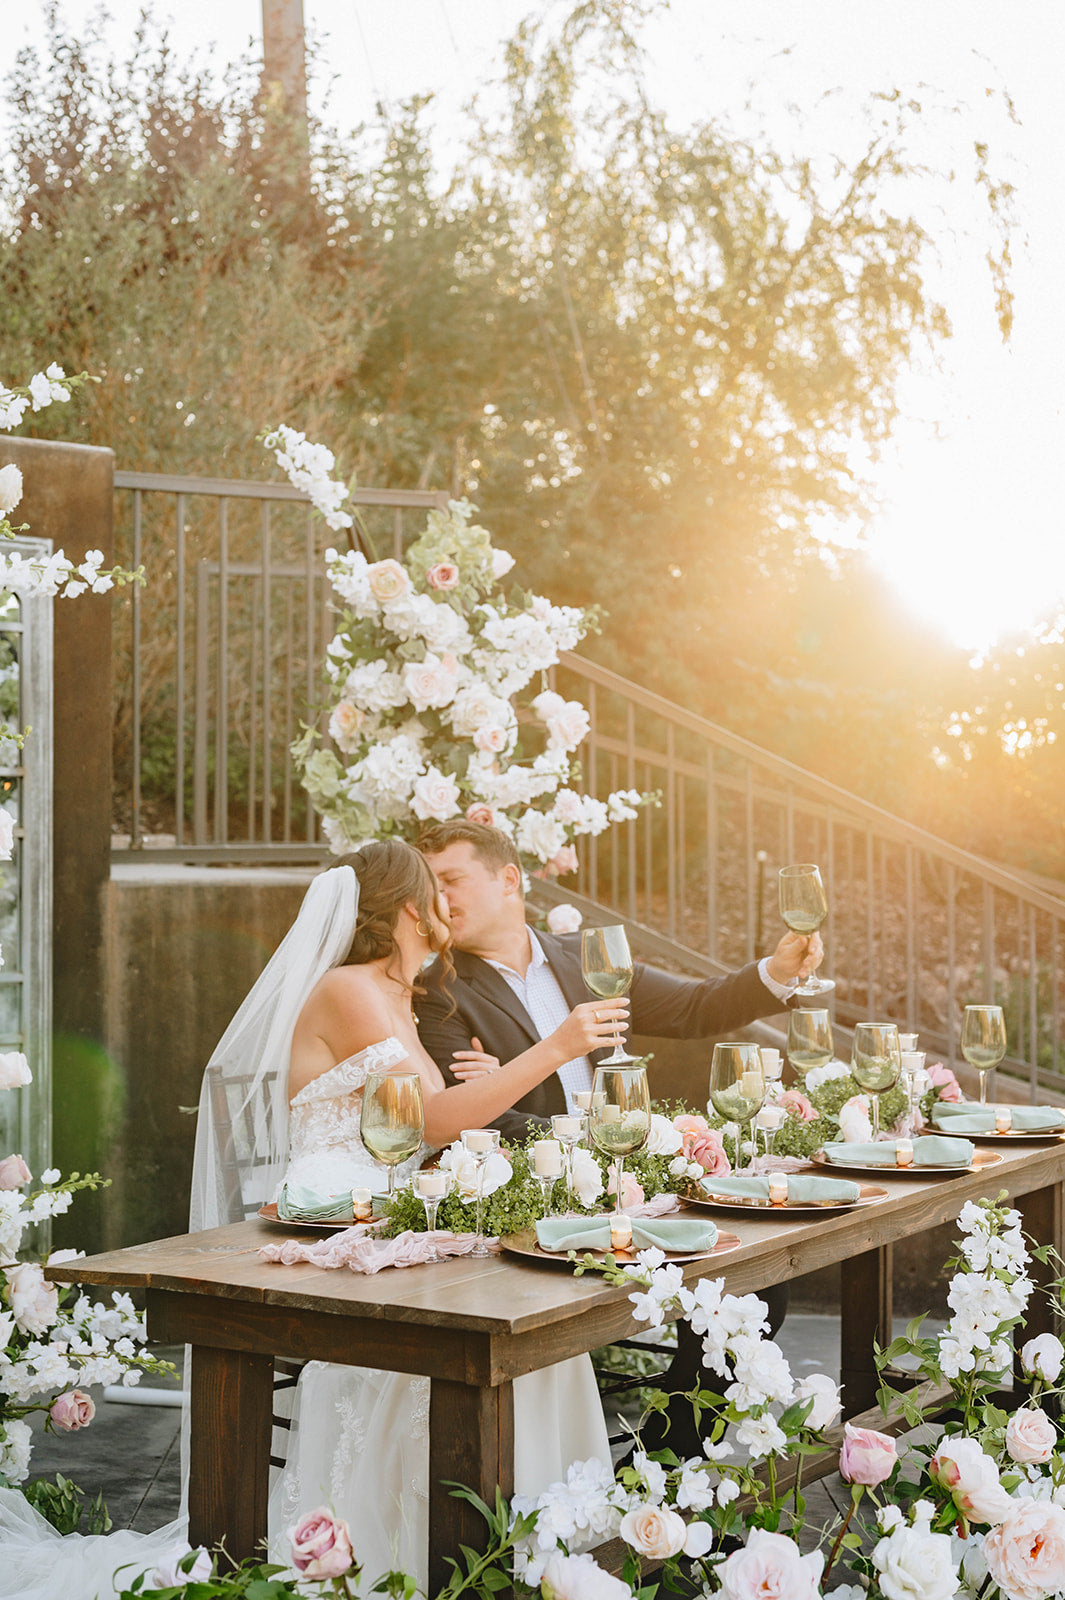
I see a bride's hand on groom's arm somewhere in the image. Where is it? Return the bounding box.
[450,1038,503,1080]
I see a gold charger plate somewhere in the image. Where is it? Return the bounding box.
[257,1202,377,1231]
[811,1148,1005,1178]
[684,1183,887,1215]
[921,1121,1065,1145]
[500,1227,741,1268]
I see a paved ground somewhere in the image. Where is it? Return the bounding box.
[24,1314,909,1543]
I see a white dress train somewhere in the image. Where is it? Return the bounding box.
[268,1038,611,1587]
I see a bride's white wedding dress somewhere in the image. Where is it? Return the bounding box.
[269,1037,611,1588]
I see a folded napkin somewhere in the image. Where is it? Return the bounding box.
[821,1136,973,1168]
[700,1174,861,1204]
[259,1228,494,1274]
[932,1104,1065,1134]
[535,1215,718,1253]
[276,1183,358,1222]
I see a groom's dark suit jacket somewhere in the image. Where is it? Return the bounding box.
[417,930,787,1140]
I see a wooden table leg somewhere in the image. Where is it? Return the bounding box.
[188,1344,274,1564]
[428,1378,514,1594]
[841,1244,893,1418]
[1016,1183,1064,1376]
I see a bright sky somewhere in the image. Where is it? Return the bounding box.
[3,0,1064,651]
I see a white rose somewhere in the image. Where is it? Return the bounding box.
[546,904,583,935]
[0,464,22,517]
[540,1550,630,1600]
[871,1520,958,1600]
[327,700,366,753]
[718,1528,823,1600]
[366,558,411,603]
[804,1061,852,1093]
[401,653,459,713]
[491,547,515,579]
[545,700,591,753]
[438,1142,512,1201]
[644,1114,684,1157]
[619,1504,687,1560]
[0,1050,31,1089]
[570,1147,604,1208]
[6,1260,60,1334]
[931,1435,1013,1525]
[515,810,567,864]
[838,1094,873,1143]
[1006,1408,1057,1465]
[410,765,461,823]
[668,1155,689,1178]
[152,1548,213,1588]
[1021,1333,1064,1383]
[794,1372,841,1430]
[449,686,509,736]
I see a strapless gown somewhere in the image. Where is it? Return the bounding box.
[268,1038,611,1586]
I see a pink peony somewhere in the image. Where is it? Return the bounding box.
[984,1497,1065,1600]
[288,1507,355,1579]
[927,1062,963,1102]
[0,1154,31,1189]
[839,1423,897,1486]
[50,1390,95,1432]
[426,562,460,590]
[685,1128,731,1177]
[608,1167,645,1210]
[718,1528,824,1600]
[778,1089,818,1122]
[674,1114,709,1137]
[1006,1408,1057,1465]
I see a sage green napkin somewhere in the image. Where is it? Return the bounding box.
[821,1136,973,1168]
[699,1174,861,1204]
[535,1216,718,1253]
[931,1104,1065,1134]
[276,1183,365,1223]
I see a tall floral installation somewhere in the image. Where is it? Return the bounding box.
[261,425,652,872]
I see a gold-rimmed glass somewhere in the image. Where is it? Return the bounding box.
[778,863,834,996]
[961,1004,1007,1106]
[360,1072,424,1198]
[786,1009,834,1079]
[581,926,635,1063]
[587,1064,651,1214]
[851,1023,901,1139]
[708,1043,765,1171]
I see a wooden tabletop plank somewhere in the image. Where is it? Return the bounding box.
[46,1144,1065,1335]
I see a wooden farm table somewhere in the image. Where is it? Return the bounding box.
[48,1142,1065,1588]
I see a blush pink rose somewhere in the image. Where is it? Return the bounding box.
[930,1435,1012,1524]
[984,1498,1065,1600]
[546,904,583,936]
[544,845,579,878]
[608,1168,645,1209]
[50,1390,95,1432]
[426,562,460,589]
[366,558,410,603]
[465,803,497,826]
[927,1062,963,1102]
[674,1114,709,1136]
[779,1089,818,1122]
[1006,1407,1057,1465]
[619,1505,687,1560]
[718,1528,824,1600]
[685,1128,731,1177]
[839,1423,897,1486]
[288,1507,355,1578]
[0,1154,31,1189]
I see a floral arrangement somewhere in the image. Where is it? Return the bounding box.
[262,425,653,869]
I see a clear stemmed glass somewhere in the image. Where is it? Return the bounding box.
[530,1138,564,1217]
[461,1127,501,1257]
[708,1043,765,1171]
[786,1009,834,1079]
[587,1064,651,1215]
[414,1169,450,1260]
[851,1023,901,1139]
[581,926,635,1063]
[961,1004,1007,1106]
[551,1112,585,1200]
[900,1050,926,1126]
[778,864,835,996]
[360,1071,424,1199]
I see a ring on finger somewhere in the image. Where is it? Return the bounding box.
[594,1010,601,1024]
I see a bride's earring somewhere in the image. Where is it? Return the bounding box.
[416,919,430,937]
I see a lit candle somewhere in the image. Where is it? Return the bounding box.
[767,1174,789,1205]
[553,1115,583,1139]
[740,1070,763,1099]
[895,1139,914,1167]
[463,1130,495,1154]
[598,1104,622,1124]
[899,1033,919,1052]
[532,1139,564,1176]
[759,1048,782,1080]
[610,1215,633,1250]
[573,1091,594,1111]
[756,1106,786,1132]
[415,1171,448,1199]
[351,1187,373,1220]
[996,1107,1013,1134]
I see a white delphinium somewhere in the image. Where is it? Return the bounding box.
[262,426,352,531]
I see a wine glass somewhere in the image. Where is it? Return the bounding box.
[961,1004,1007,1106]
[586,1064,651,1214]
[778,864,835,996]
[708,1043,765,1171]
[461,1128,501,1257]
[414,1169,450,1260]
[581,926,635,1063]
[360,1071,424,1198]
[786,1009,833,1078]
[851,1023,901,1139]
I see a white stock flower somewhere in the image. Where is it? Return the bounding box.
[0,1419,32,1483]
[674,1462,716,1513]
[0,390,30,431]
[733,1412,788,1460]
[570,1147,604,1208]
[606,790,642,823]
[726,1335,794,1411]
[794,1372,841,1429]
[265,425,352,530]
[546,904,583,935]
[515,810,567,865]
[343,659,409,712]
[410,765,462,822]
[0,464,23,516]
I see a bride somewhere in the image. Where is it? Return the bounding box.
[191,838,619,1585]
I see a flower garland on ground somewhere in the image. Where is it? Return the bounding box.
[263,425,654,870]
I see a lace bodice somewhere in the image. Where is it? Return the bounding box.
[287,1037,408,1165]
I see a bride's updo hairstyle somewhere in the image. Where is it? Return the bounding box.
[329,841,450,990]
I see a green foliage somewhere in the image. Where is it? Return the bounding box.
[22,1473,111,1536]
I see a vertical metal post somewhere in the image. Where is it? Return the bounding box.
[283,582,294,842]
[1030,905,1039,1099]
[982,882,995,1003]
[305,509,316,841]
[194,561,209,844]
[393,507,403,561]
[215,500,229,844]
[261,502,272,845]
[1017,895,1025,1064]
[825,805,835,1002]
[785,783,794,864]
[904,845,915,1026]
[587,682,599,900]
[248,575,259,843]
[866,831,875,1015]
[626,703,637,922]
[665,722,676,941]
[677,766,686,941]
[131,490,143,847]
[706,746,717,963]
[744,764,755,964]
[946,865,957,1068]
[174,494,186,846]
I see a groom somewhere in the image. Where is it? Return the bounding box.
[416,818,820,1138]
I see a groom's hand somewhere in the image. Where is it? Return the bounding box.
[765,930,824,987]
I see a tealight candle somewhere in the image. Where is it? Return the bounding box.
[759,1048,782,1080]
[553,1115,583,1139]
[996,1107,1013,1134]
[463,1130,495,1154]
[610,1215,633,1250]
[598,1104,622,1124]
[755,1106,786,1132]
[767,1174,789,1205]
[895,1139,914,1167]
[899,1033,919,1052]
[532,1139,564,1176]
[415,1171,448,1199]
[351,1187,373,1220]
[573,1091,594,1111]
[740,1069,763,1099]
